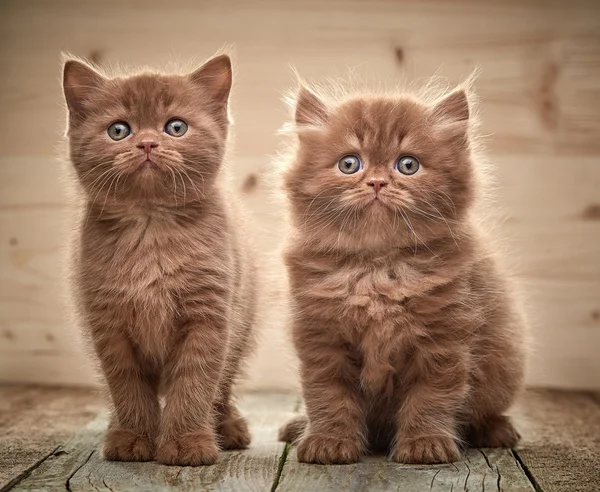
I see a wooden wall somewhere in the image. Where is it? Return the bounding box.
[1,0,599,390]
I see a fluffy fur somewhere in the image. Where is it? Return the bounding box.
[277,79,528,464]
[62,54,257,466]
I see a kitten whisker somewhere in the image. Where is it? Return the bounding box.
[180,161,209,196]
[99,170,122,217]
[304,186,347,216]
[182,170,204,201]
[399,208,435,256]
[168,168,178,207]
[430,190,457,216]
[88,168,120,211]
[415,198,460,250]
[87,166,118,193]
[178,170,187,206]
[336,206,356,249]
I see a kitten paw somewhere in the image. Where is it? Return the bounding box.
[218,415,251,450]
[467,415,521,448]
[103,429,154,462]
[392,436,461,464]
[156,433,219,466]
[297,433,361,464]
[278,415,308,443]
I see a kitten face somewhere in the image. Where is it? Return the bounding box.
[285,87,476,248]
[63,55,232,204]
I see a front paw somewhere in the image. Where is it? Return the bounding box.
[297,433,361,464]
[156,433,219,466]
[218,415,251,450]
[392,436,461,464]
[103,428,154,462]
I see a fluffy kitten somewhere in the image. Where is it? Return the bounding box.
[62,54,256,466]
[278,80,528,464]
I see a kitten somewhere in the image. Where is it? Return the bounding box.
[62,54,257,466]
[278,80,528,464]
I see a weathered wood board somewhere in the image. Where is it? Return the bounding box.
[11,392,298,492]
[2,387,600,491]
[512,390,600,492]
[0,385,102,492]
[278,448,534,492]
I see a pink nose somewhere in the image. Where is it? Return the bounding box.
[368,179,388,194]
[137,140,159,154]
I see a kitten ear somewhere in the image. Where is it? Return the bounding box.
[63,59,105,116]
[295,85,329,126]
[432,88,470,122]
[189,54,232,105]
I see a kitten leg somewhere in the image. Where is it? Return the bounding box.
[464,314,525,448]
[213,336,252,451]
[466,415,520,448]
[215,396,251,450]
[157,325,225,466]
[294,334,365,464]
[391,347,468,464]
[463,367,522,449]
[98,333,160,462]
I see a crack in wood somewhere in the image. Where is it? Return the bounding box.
[65,449,95,491]
[102,478,115,492]
[496,464,501,491]
[429,468,441,490]
[0,446,60,492]
[464,459,471,490]
[478,449,494,470]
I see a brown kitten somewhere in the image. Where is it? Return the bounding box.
[62,54,257,466]
[277,80,528,464]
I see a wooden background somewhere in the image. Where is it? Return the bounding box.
[0,0,599,390]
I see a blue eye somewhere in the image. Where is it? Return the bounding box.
[396,155,420,175]
[107,122,131,141]
[338,154,362,174]
[165,119,188,137]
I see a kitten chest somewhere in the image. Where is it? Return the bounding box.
[83,219,195,360]
[295,258,423,392]
[347,264,419,390]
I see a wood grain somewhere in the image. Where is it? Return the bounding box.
[0,0,599,389]
[512,390,600,492]
[0,385,102,491]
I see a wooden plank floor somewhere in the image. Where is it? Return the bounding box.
[1,386,598,492]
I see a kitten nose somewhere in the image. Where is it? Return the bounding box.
[368,179,388,193]
[137,140,159,154]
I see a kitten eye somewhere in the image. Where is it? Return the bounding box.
[338,154,362,174]
[164,119,188,137]
[107,122,131,141]
[396,155,420,175]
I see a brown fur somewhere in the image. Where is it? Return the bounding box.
[277,80,527,464]
[62,54,257,466]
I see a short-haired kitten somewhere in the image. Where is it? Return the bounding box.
[63,54,256,466]
[278,81,528,464]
